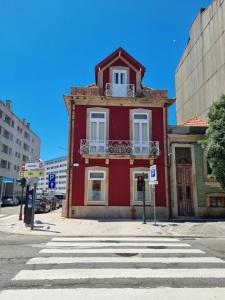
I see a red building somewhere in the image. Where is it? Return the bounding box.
[64,48,174,219]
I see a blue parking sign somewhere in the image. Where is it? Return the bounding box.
[48,174,56,182]
[48,173,56,189]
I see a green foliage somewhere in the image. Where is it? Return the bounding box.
[201,95,225,190]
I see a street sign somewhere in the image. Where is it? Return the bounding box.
[19,170,44,179]
[3,177,14,183]
[48,181,56,189]
[48,174,56,182]
[150,165,157,182]
[22,161,44,171]
[48,174,56,189]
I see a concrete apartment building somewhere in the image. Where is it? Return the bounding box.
[176,0,225,124]
[0,100,41,196]
[36,156,67,196]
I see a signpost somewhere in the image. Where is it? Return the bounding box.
[149,165,158,226]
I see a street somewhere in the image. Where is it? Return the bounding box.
[0,231,225,299]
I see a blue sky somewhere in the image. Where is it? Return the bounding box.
[0,0,211,160]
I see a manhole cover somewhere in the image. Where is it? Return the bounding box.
[147,246,167,249]
[115,253,138,257]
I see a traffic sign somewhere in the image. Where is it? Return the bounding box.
[48,174,56,182]
[22,161,44,171]
[149,165,157,182]
[48,181,56,189]
[19,170,44,179]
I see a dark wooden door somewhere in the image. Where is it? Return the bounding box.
[176,164,194,216]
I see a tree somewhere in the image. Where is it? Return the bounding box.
[202,95,225,190]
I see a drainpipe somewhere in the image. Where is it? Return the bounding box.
[67,99,75,218]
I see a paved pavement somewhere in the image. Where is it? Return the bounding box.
[1,235,225,299]
[1,207,225,237]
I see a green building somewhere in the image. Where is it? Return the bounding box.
[168,120,225,218]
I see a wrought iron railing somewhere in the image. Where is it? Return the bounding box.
[80,140,160,156]
[105,83,135,97]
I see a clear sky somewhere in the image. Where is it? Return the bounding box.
[0,0,212,160]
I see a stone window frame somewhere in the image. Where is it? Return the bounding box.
[206,193,225,208]
[129,108,152,143]
[86,107,109,142]
[84,166,108,206]
[130,167,152,206]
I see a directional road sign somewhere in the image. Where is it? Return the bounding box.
[19,170,44,179]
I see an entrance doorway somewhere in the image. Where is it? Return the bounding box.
[175,147,194,216]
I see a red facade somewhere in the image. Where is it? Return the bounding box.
[64,48,174,218]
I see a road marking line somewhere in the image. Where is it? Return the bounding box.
[52,237,181,242]
[2,288,225,300]
[40,248,205,254]
[0,214,6,218]
[0,215,17,221]
[27,256,225,265]
[13,268,225,280]
[46,242,191,248]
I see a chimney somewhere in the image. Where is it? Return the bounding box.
[6,100,12,111]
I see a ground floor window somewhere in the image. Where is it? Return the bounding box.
[132,171,151,205]
[86,169,108,205]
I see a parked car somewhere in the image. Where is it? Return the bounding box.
[1,196,19,206]
[35,198,51,213]
[54,194,64,207]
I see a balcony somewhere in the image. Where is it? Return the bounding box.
[105,83,135,98]
[80,140,160,157]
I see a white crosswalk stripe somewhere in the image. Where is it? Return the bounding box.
[1,236,225,300]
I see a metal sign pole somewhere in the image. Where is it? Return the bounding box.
[152,184,157,226]
[31,182,37,230]
[142,174,146,224]
[0,180,4,214]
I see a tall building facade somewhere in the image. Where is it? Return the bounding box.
[176,0,225,124]
[64,48,174,219]
[36,156,67,196]
[0,100,41,196]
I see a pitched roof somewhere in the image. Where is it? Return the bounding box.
[95,47,146,82]
[183,117,208,127]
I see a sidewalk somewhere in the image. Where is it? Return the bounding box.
[1,209,225,237]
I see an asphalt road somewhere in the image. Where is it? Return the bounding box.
[0,232,225,299]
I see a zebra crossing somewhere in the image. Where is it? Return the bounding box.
[1,236,225,299]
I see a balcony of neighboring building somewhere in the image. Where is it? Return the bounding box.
[80,139,160,159]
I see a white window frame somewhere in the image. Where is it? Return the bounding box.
[132,112,149,155]
[85,168,108,205]
[89,112,106,154]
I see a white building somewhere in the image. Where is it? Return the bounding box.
[176,0,225,124]
[0,100,41,196]
[36,156,67,196]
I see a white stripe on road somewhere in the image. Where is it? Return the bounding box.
[52,237,180,242]
[0,215,17,220]
[0,214,6,218]
[46,242,190,248]
[40,248,205,254]
[2,288,225,300]
[27,256,225,265]
[13,268,225,280]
